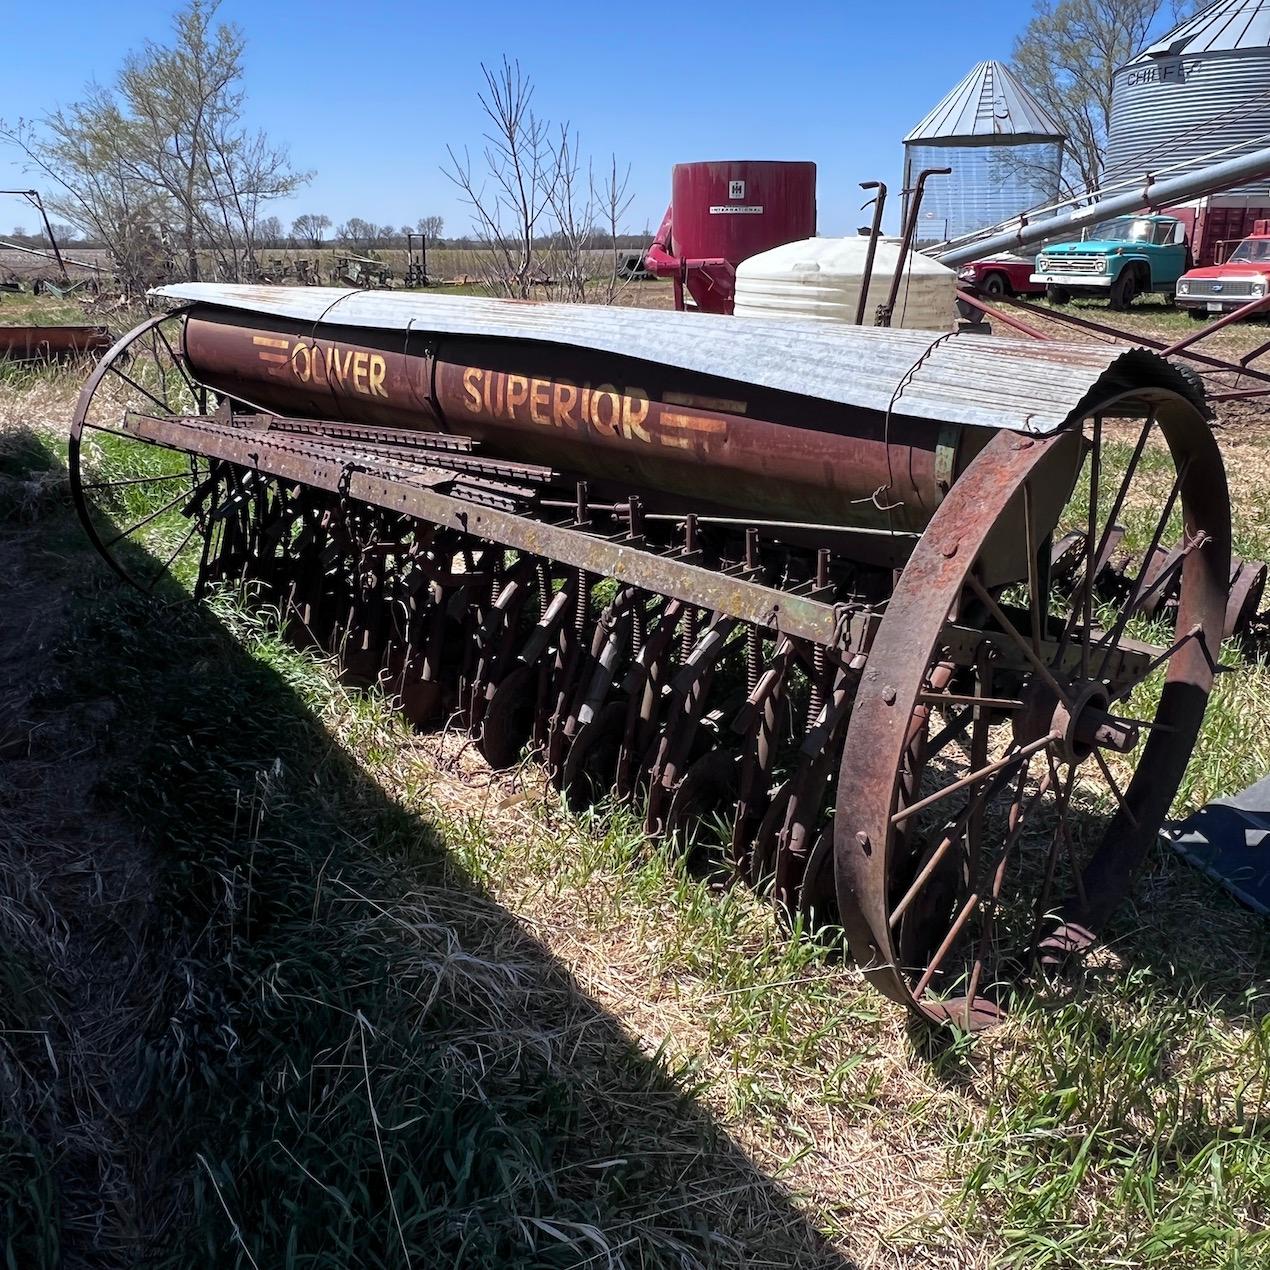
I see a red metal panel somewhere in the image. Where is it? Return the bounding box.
[0,324,110,359]
[1169,201,1270,265]
[670,161,816,265]
[651,161,816,314]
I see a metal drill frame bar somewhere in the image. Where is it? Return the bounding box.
[119,409,1155,694]
[123,410,855,648]
[959,290,1270,388]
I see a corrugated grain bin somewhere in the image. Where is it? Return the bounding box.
[1106,0,1270,200]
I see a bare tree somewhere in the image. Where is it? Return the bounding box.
[291,212,330,247]
[1012,0,1195,199]
[337,217,377,251]
[255,214,283,249]
[1,0,308,291]
[416,214,444,240]
[443,58,559,298]
[2,92,170,293]
[592,155,634,305]
[443,59,634,303]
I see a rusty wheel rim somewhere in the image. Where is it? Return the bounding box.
[70,311,218,593]
[836,398,1230,1030]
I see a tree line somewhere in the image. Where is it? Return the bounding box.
[4,214,649,256]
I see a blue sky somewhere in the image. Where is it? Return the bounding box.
[2,0,1062,238]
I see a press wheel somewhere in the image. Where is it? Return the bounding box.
[836,400,1229,1029]
[69,311,217,592]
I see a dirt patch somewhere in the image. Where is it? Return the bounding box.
[0,489,174,1265]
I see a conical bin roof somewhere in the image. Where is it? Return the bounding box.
[1128,0,1270,62]
[904,60,1065,144]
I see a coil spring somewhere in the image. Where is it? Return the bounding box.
[537,560,550,619]
[574,567,591,637]
[680,607,699,663]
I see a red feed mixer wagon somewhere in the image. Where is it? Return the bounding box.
[645,161,817,313]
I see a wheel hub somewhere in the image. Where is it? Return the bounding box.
[1014,678,1138,764]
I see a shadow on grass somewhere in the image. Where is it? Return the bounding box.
[0,429,857,1269]
[904,788,1270,1075]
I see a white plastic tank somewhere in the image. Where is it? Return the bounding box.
[732,236,956,330]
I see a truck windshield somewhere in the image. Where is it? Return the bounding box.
[1230,238,1270,264]
[1088,217,1161,243]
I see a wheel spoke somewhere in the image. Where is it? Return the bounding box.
[925,705,973,757]
[100,486,194,550]
[965,573,1072,708]
[83,471,192,492]
[912,764,1052,1001]
[1031,758,1076,941]
[1059,414,1146,659]
[1090,747,1140,830]
[154,324,201,400]
[145,518,202,591]
[917,690,1023,711]
[1094,456,1192,681]
[891,730,1056,827]
[108,362,175,416]
[888,754,1022,929]
[1110,623,1204,701]
[1080,416,1102,679]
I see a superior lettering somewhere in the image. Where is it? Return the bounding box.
[461,367,652,442]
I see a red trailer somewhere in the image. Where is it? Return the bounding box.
[1164,199,1270,267]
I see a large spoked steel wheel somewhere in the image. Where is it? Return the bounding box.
[836,399,1229,1030]
[70,311,216,592]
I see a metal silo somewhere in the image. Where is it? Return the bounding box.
[903,61,1066,244]
[1106,0,1270,260]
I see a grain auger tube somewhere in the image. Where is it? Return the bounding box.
[69,286,1231,1030]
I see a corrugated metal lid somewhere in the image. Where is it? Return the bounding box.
[904,60,1065,143]
[1130,0,1270,61]
[153,283,1202,435]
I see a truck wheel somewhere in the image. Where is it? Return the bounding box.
[1109,270,1139,311]
[1046,285,1072,305]
[982,272,1009,299]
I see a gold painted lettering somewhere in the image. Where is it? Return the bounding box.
[369,354,387,397]
[530,378,551,425]
[291,343,312,383]
[463,366,482,412]
[591,385,620,435]
[553,380,578,427]
[352,351,368,392]
[620,388,651,443]
[506,375,530,415]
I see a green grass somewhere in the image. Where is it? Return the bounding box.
[0,289,92,327]
[1,393,1269,1268]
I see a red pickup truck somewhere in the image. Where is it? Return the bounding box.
[954,255,1045,318]
[1175,222,1270,320]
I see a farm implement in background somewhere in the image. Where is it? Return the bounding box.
[67,285,1235,1030]
[0,324,110,360]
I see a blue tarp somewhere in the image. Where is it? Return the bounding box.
[1166,776,1270,916]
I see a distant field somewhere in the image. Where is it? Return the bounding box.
[0,244,648,288]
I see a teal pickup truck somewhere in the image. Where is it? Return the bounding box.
[1030,214,1190,310]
